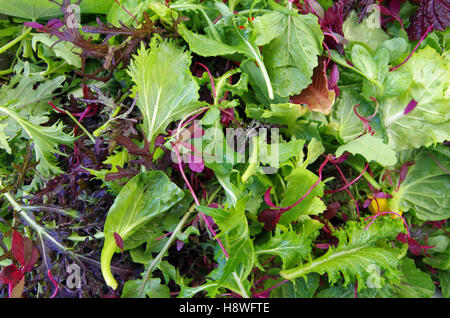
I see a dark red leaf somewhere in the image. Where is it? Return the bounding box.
[0,264,24,286]
[258,209,282,231]
[407,0,450,41]
[11,231,25,267]
[11,230,40,272]
[114,232,124,253]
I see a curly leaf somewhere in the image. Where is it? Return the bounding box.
[127,39,200,147]
[0,106,74,176]
[280,218,405,290]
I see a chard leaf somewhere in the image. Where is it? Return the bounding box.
[127,40,200,147]
[335,134,397,167]
[100,171,185,290]
[390,150,450,221]
[280,217,404,290]
[382,46,450,151]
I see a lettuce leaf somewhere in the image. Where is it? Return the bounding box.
[382,46,450,151]
[127,39,200,147]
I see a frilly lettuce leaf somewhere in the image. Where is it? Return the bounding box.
[127,39,200,147]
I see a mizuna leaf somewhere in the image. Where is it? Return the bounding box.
[280,217,405,290]
[0,106,75,177]
[335,134,397,167]
[127,39,200,147]
[100,171,185,290]
[290,58,336,115]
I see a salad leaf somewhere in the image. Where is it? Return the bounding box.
[390,149,450,221]
[0,0,115,19]
[280,217,405,290]
[382,46,450,151]
[335,134,397,167]
[127,39,200,147]
[393,258,435,298]
[261,10,323,97]
[100,171,185,290]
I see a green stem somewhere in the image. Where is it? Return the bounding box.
[241,135,259,183]
[0,68,13,77]
[346,161,381,190]
[138,203,197,297]
[64,110,96,143]
[0,180,67,253]
[0,27,32,55]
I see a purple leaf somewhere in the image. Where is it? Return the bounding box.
[407,0,450,41]
[114,232,124,253]
[188,154,204,173]
[257,209,282,231]
[404,99,418,114]
[23,22,44,29]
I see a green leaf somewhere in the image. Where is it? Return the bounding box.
[122,278,170,298]
[342,10,389,52]
[271,274,319,298]
[0,0,115,19]
[100,171,185,290]
[0,106,74,176]
[0,124,11,154]
[197,198,254,298]
[437,271,450,298]
[390,150,450,221]
[301,138,324,168]
[178,23,238,57]
[351,44,377,80]
[127,40,200,147]
[262,11,323,97]
[279,167,325,224]
[382,46,450,151]
[255,230,311,269]
[280,217,404,290]
[31,33,82,68]
[393,258,435,298]
[335,134,397,167]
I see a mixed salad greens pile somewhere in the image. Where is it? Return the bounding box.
[0,0,448,298]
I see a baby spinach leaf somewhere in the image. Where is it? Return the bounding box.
[393,258,435,298]
[100,171,185,290]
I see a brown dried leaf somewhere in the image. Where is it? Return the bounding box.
[290,59,336,115]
